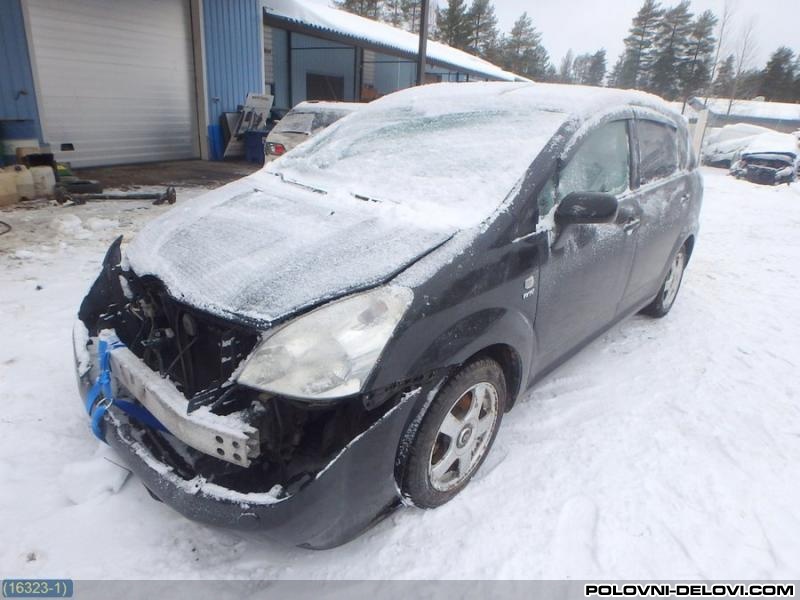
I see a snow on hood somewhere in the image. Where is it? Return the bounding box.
[125,173,453,326]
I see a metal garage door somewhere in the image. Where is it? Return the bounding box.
[25,0,199,167]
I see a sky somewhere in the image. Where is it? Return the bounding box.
[308,0,798,69]
[490,0,798,69]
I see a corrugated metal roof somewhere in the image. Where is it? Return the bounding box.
[263,0,521,82]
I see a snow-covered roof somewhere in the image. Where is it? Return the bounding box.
[693,98,800,122]
[742,132,799,157]
[263,0,520,82]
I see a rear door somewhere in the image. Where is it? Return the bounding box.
[532,119,640,369]
[622,115,691,307]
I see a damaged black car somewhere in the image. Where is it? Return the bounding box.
[74,82,702,549]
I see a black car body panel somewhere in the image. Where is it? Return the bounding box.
[73,83,702,548]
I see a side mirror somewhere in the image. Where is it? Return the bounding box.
[554,191,618,226]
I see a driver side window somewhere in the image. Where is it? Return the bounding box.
[538,121,631,216]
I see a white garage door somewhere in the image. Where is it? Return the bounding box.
[26,0,199,167]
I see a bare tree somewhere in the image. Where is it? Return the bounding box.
[727,19,757,115]
[704,0,736,105]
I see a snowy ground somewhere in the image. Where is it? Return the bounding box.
[1,168,799,579]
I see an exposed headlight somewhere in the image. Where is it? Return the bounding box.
[237,286,413,399]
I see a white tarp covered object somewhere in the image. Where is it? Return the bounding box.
[702,123,775,166]
[264,0,520,82]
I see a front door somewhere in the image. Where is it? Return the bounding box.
[532,120,640,370]
[623,117,691,307]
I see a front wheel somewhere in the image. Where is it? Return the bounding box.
[641,244,688,318]
[402,358,506,508]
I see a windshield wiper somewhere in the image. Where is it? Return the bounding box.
[272,171,327,195]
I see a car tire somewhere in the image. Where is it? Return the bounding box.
[402,358,506,508]
[641,244,688,318]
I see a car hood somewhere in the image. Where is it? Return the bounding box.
[125,173,454,327]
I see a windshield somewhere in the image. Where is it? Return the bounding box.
[273,112,315,135]
[267,102,567,229]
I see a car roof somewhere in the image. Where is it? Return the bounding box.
[366,81,679,125]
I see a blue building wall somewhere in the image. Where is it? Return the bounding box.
[0,0,41,160]
[203,0,264,159]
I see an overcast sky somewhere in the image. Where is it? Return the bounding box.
[490,0,798,69]
[310,0,797,69]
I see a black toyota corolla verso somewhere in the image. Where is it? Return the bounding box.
[73,82,702,549]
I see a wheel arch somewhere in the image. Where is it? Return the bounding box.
[462,343,524,411]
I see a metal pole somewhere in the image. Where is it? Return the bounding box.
[416,0,430,85]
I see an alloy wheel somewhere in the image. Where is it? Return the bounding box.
[428,382,499,492]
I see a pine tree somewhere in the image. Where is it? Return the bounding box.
[436,0,471,49]
[401,0,422,32]
[712,54,735,97]
[586,50,607,86]
[680,10,717,101]
[382,0,405,26]
[618,0,664,89]
[335,0,382,20]
[794,56,800,102]
[572,52,591,84]
[465,0,498,57]
[649,0,694,100]
[609,53,625,87]
[559,49,575,83]
[759,47,797,101]
[501,12,551,80]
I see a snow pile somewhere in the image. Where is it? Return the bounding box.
[58,449,131,505]
[49,214,91,240]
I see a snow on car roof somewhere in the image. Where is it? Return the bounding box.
[365,81,675,120]
[742,132,799,157]
[264,0,520,82]
[291,101,366,114]
[268,82,676,230]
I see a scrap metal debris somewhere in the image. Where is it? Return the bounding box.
[55,186,177,206]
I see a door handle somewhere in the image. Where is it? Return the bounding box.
[622,217,641,234]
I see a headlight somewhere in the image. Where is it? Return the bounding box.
[237,286,413,399]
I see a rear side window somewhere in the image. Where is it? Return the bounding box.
[638,120,679,184]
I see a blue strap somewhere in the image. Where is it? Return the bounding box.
[85,337,166,442]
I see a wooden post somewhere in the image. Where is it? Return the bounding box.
[416,0,430,86]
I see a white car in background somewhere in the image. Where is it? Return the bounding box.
[702,123,774,167]
[265,101,364,160]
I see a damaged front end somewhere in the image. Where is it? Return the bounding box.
[73,237,431,548]
[732,153,798,186]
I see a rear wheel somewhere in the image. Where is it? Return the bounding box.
[641,244,687,318]
[402,358,506,508]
